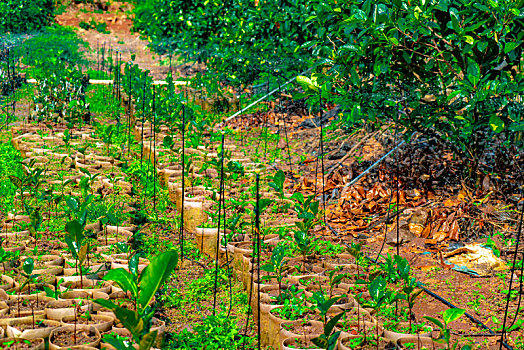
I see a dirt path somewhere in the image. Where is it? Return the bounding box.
[55,2,197,80]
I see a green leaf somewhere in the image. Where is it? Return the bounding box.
[139,330,158,350]
[296,75,319,92]
[8,176,21,188]
[311,335,327,348]
[327,330,342,350]
[65,197,79,213]
[423,316,444,330]
[504,41,521,53]
[65,220,83,240]
[489,115,504,133]
[138,250,178,311]
[95,299,144,343]
[79,167,91,176]
[368,276,386,302]
[325,312,345,337]
[443,308,465,325]
[103,268,138,298]
[260,263,275,273]
[129,254,140,277]
[22,258,34,275]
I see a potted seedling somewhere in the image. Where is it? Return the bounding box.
[395,256,424,329]
[18,257,39,327]
[62,128,71,153]
[268,169,290,212]
[95,250,178,350]
[25,205,42,243]
[79,168,100,199]
[261,243,291,304]
[64,219,89,289]
[358,275,393,350]
[102,124,114,158]
[311,291,346,350]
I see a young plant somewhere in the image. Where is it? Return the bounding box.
[19,257,39,326]
[293,230,313,271]
[268,169,290,212]
[364,275,393,350]
[25,205,42,242]
[424,308,465,350]
[311,291,346,350]
[346,242,363,277]
[79,168,100,200]
[261,243,290,303]
[395,255,423,328]
[326,267,347,299]
[95,250,178,350]
[64,219,89,288]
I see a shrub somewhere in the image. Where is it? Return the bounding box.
[0,0,55,33]
[131,0,314,84]
[299,0,524,162]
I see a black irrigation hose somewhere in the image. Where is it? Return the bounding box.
[419,284,513,350]
[325,222,514,350]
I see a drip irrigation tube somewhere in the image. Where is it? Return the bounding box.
[418,284,513,350]
[341,132,415,191]
[222,67,313,124]
[325,223,514,350]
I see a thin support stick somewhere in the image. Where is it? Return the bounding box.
[319,89,326,228]
[255,173,261,350]
[212,134,226,315]
[499,196,524,349]
[395,101,400,257]
[180,104,185,261]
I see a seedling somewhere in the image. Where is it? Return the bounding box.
[311,291,345,350]
[424,308,465,349]
[395,255,423,328]
[64,219,89,288]
[95,250,178,350]
[261,243,290,303]
[19,257,39,327]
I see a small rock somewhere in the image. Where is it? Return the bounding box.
[386,220,416,246]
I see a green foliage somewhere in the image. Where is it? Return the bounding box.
[167,311,255,349]
[79,18,110,34]
[424,308,465,349]
[96,250,178,349]
[311,291,345,350]
[304,0,524,157]
[0,141,23,213]
[14,25,88,74]
[0,0,55,33]
[131,0,312,84]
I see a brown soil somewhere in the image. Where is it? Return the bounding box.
[16,321,53,331]
[0,338,43,349]
[8,299,48,313]
[64,317,105,325]
[51,329,98,347]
